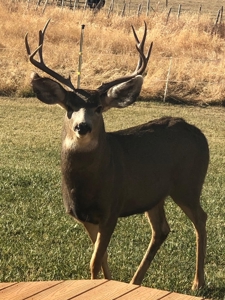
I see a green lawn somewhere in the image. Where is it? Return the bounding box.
[0,97,225,299]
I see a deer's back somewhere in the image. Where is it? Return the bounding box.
[110,116,208,159]
[107,116,209,217]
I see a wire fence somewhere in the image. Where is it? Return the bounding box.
[1,40,224,102]
[22,0,224,20]
[7,0,225,102]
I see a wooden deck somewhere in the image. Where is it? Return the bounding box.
[0,279,210,300]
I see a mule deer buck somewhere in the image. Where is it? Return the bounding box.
[25,20,209,290]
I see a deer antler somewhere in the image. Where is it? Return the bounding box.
[98,22,153,95]
[132,21,152,74]
[25,19,76,91]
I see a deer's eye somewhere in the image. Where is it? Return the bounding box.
[95,106,102,114]
[66,105,74,119]
[66,104,81,118]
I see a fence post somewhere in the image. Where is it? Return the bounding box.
[83,0,88,10]
[166,7,172,24]
[177,4,181,19]
[42,0,48,13]
[111,0,114,13]
[35,0,42,10]
[127,0,131,14]
[163,57,172,102]
[198,5,202,21]
[77,25,85,89]
[73,0,77,10]
[107,3,113,17]
[146,0,150,16]
[215,8,221,25]
[220,6,223,23]
[137,4,142,17]
[121,3,126,17]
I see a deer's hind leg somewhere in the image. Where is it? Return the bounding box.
[130,200,170,285]
[83,222,111,279]
[172,191,207,290]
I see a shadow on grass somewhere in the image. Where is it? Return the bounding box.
[139,94,225,107]
[195,286,225,300]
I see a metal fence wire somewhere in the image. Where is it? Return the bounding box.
[24,0,224,19]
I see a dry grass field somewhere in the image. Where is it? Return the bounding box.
[1,0,225,104]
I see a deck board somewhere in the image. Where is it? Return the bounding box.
[0,281,63,300]
[113,285,171,299]
[0,282,17,291]
[69,280,139,300]
[0,280,209,300]
[161,291,205,300]
[26,280,108,300]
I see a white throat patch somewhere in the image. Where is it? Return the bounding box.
[63,134,98,152]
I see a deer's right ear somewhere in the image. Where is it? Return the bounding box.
[100,76,143,111]
[31,72,67,108]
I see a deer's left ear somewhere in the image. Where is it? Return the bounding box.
[31,72,67,107]
[100,75,143,111]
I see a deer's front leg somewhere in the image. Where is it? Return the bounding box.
[83,222,111,279]
[90,218,117,279]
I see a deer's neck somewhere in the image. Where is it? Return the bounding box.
[61,121,111,173]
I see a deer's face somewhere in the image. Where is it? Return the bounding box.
[64,89,104,148]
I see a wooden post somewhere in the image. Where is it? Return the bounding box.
[77,25,85,89]
[107,3,113,17]
[137,3,142,17]
[215,8,221,25]
[111,0,114,13]
[146,0,150,16]
[84,0,88,10]
[177,4,181,19]
[42,0,48,13]
[198,5,202,21]
[166,7,172,24]
[121,3,126,17]
[35,0,42,10]
[73,0,77,10]
[163,57,172,102]
[128,0,131,14]
[220,6,223,23]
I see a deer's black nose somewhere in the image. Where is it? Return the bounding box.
[75,122,92,135]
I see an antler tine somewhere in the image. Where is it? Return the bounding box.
[25,33,31,55]
[25,19,76,91]
[131,25,140,44]
[38,19,51,62]
[131,21,147,50]
[135,41,153,75]
[132,21,148,74]
[98,22,152,95]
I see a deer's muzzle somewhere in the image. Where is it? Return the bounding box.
[75,122,92,136]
